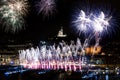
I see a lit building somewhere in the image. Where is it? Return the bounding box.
[0,42,33,65]
[85,46,102,55]
[57,27,67,37]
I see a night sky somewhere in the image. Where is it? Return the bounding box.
[0,0,120,45]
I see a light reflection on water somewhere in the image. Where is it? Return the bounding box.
[106,75,109,80]
[0,66,120,80]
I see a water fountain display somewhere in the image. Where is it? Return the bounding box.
[19,38,89,71]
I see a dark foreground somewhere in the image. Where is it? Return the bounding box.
[0,65,120,80]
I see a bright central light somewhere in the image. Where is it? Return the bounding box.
[16,2,22,10]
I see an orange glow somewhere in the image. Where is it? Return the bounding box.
[85,47,91,54]
[85,46,101,55]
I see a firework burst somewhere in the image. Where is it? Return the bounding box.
[72,10,92,36]
[36,0,56,18]
[0,0,29,33]
[92,11,112,34]
[72,10,112,38]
